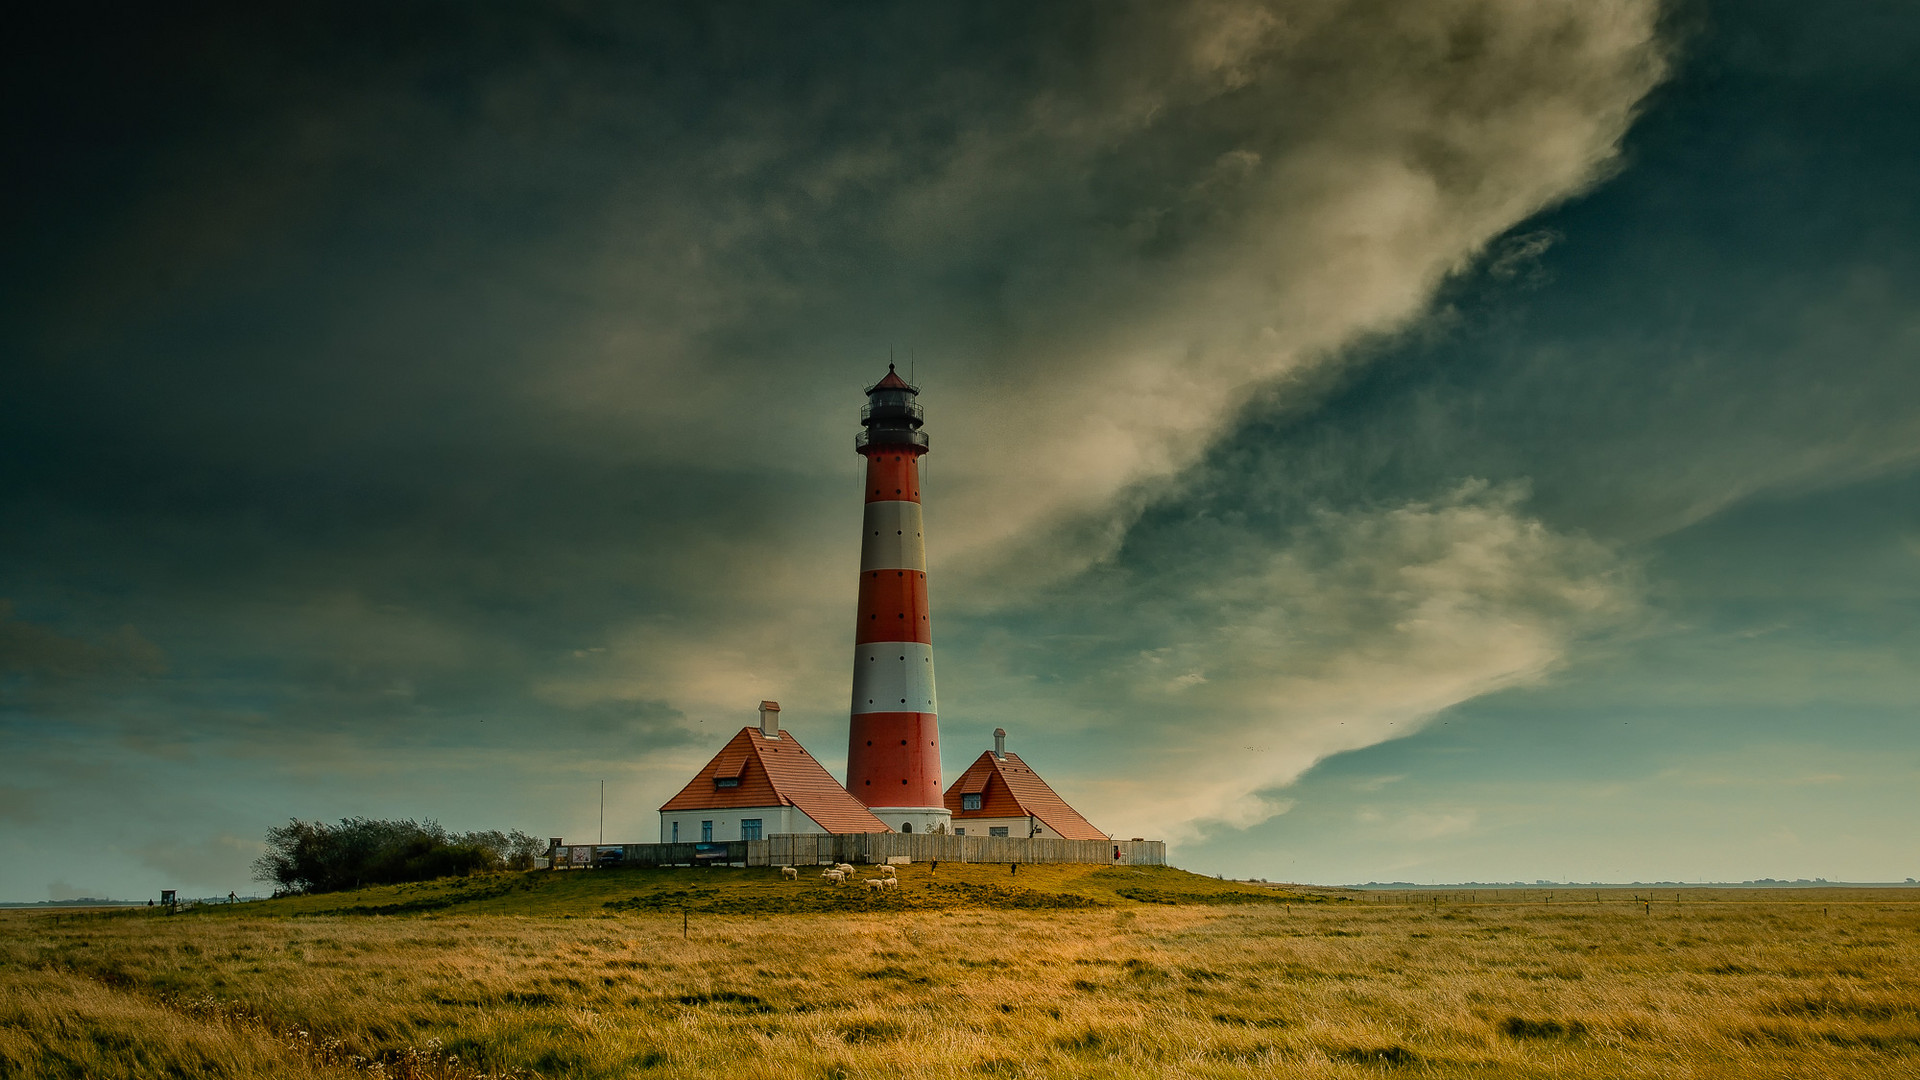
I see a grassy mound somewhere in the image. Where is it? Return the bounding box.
[219,862,1323,918]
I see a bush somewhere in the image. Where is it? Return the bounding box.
[252,818,545,894]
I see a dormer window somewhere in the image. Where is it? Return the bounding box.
[715,777,740,788]
[961,793,982,811]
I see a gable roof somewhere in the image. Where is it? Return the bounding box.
[660,727,890,834]
[942,751,1107,841]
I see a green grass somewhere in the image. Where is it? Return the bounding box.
[228,863,1320,918]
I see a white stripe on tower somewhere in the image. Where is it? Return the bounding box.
[860,501,925,572]
[851,643,937,714]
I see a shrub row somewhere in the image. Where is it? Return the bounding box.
[253,817,544,894]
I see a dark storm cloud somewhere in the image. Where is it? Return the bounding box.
[0,603,165,685]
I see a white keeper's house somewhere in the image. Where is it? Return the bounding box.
[658,702,891,844]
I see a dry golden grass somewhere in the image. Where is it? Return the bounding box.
[4,874,1918,1078]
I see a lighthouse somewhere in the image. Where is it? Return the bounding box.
[845,365,951,834]
[650,367,1128,853]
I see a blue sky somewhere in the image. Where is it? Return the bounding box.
[3,1,1915,899]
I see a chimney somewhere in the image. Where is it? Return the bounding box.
[993,727,1006,759]
[758,700,781,738]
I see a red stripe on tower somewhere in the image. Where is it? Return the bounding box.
[846,365,950,835]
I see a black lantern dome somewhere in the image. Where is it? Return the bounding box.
[856,364,930,453]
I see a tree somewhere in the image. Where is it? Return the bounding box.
[252,818,546,894]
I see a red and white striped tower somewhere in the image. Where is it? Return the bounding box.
[846,365,950,834]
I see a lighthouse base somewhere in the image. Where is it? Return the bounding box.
[863,806,953,835]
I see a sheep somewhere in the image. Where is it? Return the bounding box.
[834,863,856,876]
[781,866,798,880]
[881,877,899,889]
[877,864,897,879]
[821,869,845,884]
[865,878,886,891]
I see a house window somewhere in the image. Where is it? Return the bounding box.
[672,821,679,842]
[741,819,762,841]
[989,827,1010,837]
[961,794,982,811]
[901,822,913,834]
[701,821,713,842]
[954,828,966,836]
[715,777,740,788]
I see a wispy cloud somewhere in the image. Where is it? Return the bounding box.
[966,481,1636,838]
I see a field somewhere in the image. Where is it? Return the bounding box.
[3,864,1918,1079]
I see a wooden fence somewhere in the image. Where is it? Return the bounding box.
[550,834,1165,869]
[754,833,1165,867]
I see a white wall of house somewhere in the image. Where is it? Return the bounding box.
[950,816,1081,839]
[868,805,953,836]
[659,805,825,843]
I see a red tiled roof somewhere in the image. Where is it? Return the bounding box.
[710,742,750,780]
[660,727,890,834]
[942,751,1107,841]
